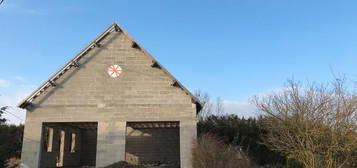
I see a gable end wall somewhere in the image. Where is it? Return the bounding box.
[21,31,197,168]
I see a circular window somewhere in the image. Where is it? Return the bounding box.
[107,64,122,78]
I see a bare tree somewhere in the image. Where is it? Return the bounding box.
[195,90,213,121]
[253,79,357,168]
[215,97,225,116]
[195,90,227,120]
[0,106,8,125]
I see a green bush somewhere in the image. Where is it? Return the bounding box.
[104,161,153,168]
[198,115,285,166]
[286,158,303,168]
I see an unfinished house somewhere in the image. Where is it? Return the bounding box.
[18,23,202,168]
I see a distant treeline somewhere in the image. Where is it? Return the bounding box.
[0,124,23,168]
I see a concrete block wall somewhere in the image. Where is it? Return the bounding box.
[96,121,126,167]
[21,30,197,168]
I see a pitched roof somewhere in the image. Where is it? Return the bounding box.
[17,23,203,112]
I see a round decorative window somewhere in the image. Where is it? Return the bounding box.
[107,65,122,78]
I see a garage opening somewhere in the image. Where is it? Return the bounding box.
[125,121,180,168]
[39,122,98,168]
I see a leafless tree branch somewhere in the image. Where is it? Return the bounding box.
[253,79,357,168]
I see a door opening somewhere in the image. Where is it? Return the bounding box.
[39,122,98,168]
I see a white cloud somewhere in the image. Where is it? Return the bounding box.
[220,87,292,118]
[23,8,44,15]
[222,100,259,118]
[0,2,45,15]
[0,78,36,125]
[14,76,28,82]
[254,87,290,97]
[0,79,11,87]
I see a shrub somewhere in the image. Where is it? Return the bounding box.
[104,161,157,168]
[198,115,285,166]
[192,133,253,168]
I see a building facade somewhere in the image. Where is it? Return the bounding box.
[18,23,201,168]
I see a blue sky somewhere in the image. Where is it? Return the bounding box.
[1,0,357,124]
